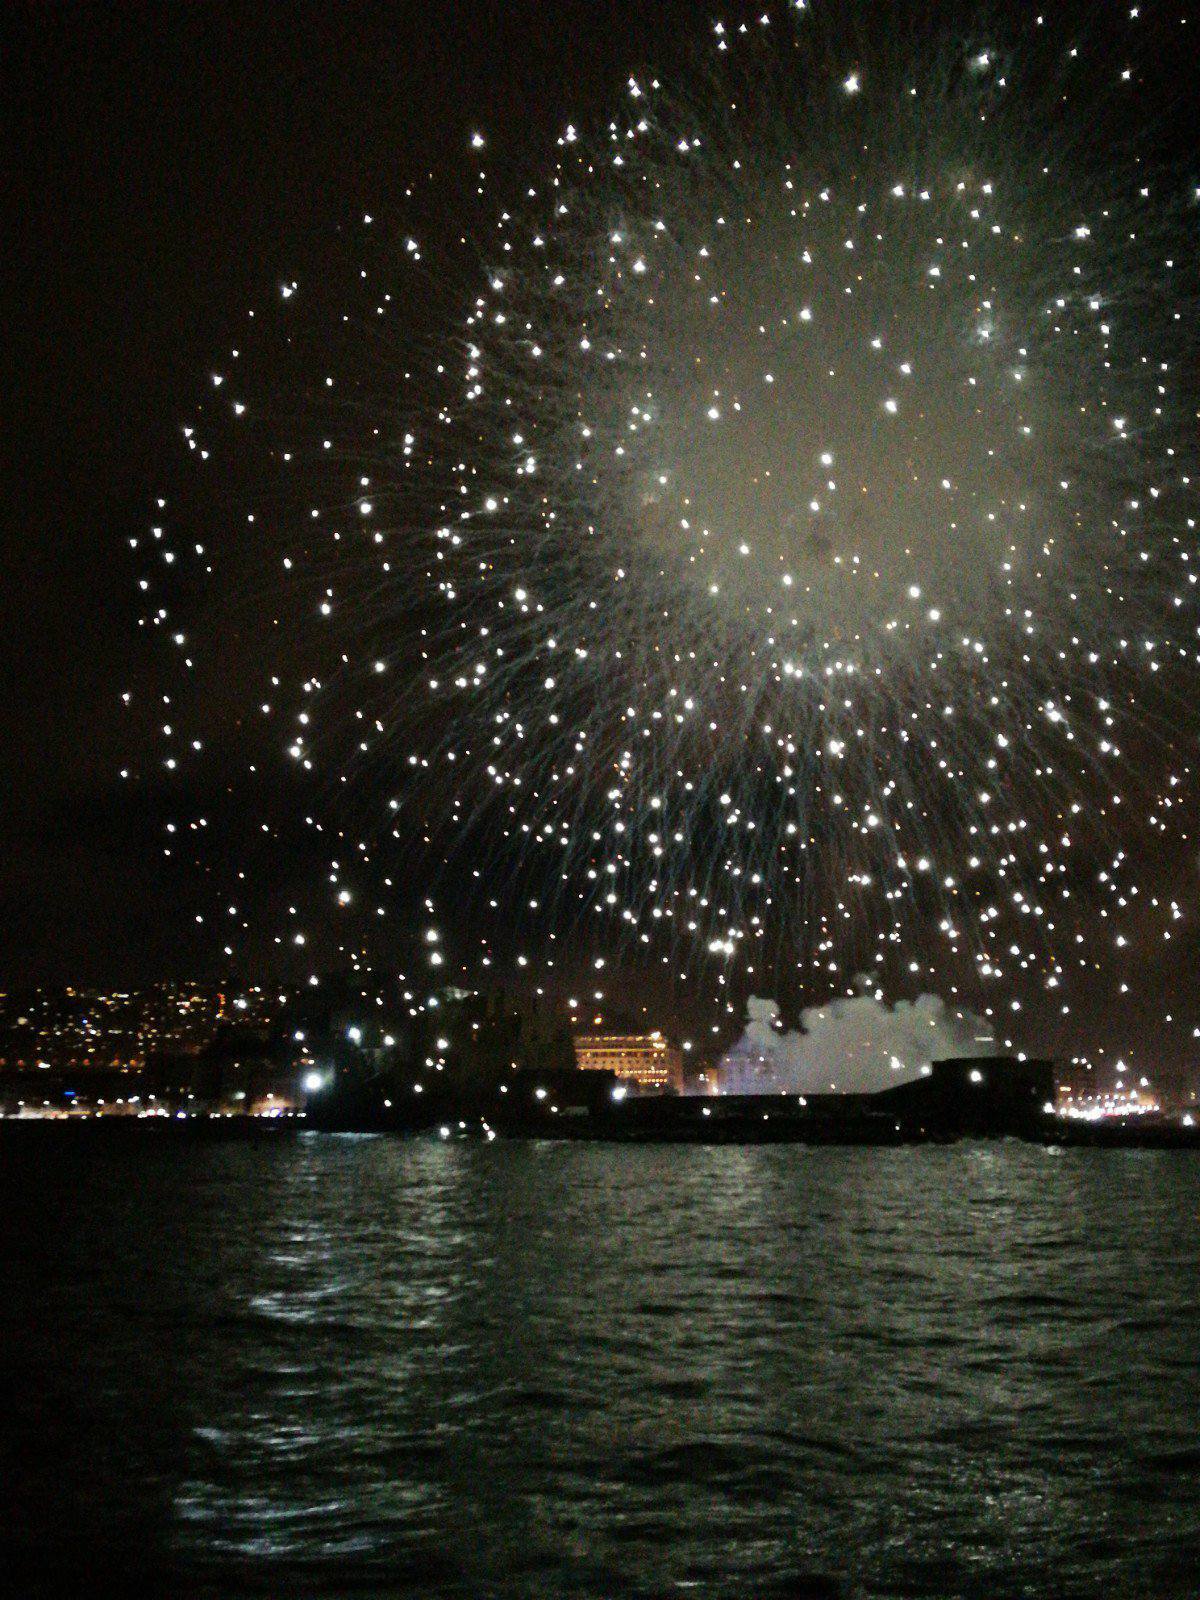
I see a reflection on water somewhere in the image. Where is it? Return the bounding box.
[3,1135,1200,1597]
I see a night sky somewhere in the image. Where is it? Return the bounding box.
[5,0,665,986]
[6,1,1200,1089]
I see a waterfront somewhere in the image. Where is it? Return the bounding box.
[3,1135,1199,1598]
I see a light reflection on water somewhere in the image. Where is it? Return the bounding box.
[4,1135,1200,1598]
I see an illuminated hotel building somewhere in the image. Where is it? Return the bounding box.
[572,1032,683,1091]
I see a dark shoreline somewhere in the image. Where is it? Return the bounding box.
[4,1050,1196,1149]
[3,1114,1198,1150]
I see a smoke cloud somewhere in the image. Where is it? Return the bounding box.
[718,991,995,1096]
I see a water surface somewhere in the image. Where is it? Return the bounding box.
[3,1133,1198,1597]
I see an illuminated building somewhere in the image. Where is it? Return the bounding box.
[573,1031,683,1091]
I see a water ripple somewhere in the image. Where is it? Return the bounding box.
[4,1138,1200,1598]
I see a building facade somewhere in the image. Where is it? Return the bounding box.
[572,1031,683,1091]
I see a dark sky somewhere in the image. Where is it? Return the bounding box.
[4,0,671,987]
[4,0,1198,1093]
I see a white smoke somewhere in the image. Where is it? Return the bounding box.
[717,990,995,1096]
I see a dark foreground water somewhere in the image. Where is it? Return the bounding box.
[2,1134,1199,1599]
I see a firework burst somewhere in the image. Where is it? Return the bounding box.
[145,2,1200,1062]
